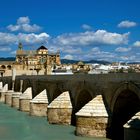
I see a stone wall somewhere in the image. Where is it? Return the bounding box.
[76,116,108,137]
[19,99,31,112]
[47,91,72,125]
[47,108,72,125]
[30,103,48,116]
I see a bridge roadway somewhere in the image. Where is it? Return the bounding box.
[0,73,140,139]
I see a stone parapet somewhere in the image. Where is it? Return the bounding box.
[47,91,72,125]
[124,112,140,140]
[30,89,48,116]
[19,87,32,112]
[76,95,108,137]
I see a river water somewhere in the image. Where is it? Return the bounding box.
[0,103,110,140]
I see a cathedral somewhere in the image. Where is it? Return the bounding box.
[15,43,61,71]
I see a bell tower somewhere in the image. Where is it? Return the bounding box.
[18,42,23,50]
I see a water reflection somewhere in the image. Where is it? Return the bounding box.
[0,103,109,140]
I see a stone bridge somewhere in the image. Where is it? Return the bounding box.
[0,73,140,140]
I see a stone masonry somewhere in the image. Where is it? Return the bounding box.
[0,84,8,102]
[76,95,108,137]
[30,89,48,117]
[47,91,72,125]
[12,92,22,109]
[5,90,14,106]
[19,87,32,112]
[0,82,3,90]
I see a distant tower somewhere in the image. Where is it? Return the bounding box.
[18,42,23,50]
[16,42,24,64]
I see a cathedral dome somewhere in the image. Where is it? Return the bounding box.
[78,61,85,66]
[37,45,48,50]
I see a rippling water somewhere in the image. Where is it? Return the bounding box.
[0,103,110,140]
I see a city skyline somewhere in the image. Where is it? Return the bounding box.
[0,0,140,62]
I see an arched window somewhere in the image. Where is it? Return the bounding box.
[1,65,6,69]
[7,65,12,70]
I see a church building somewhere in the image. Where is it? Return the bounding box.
[15,43,61,70]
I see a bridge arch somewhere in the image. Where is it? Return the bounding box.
[1,65,6,69]
[75,89,93,113]
[52,88,62,101]
[71,89,93,125]
[109,82,140,140]
[111,82,140,112]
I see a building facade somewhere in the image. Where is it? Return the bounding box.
[15,43,61,71]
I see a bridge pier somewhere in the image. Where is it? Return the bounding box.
[12,79,24,109]
[5,90,14,106]
[47,91,72,125]
[76,95,108,137]
[0,82,3,90]
[19,87,32,112]
[12,92,22,109]
[0,84,8,102]
[30,89,48,117]
[124,112,140,140]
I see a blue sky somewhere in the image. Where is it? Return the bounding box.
[0,0,140,62]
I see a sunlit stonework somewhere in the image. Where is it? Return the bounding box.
[15,43,61,74]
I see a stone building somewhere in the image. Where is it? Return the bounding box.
[15,43,61,71]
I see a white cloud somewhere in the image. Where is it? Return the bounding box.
[118,20,137,28]
[10,50,16,55]
[0,32,50,47]
[7,16,42,32]
[72,47,116,61]
[46,30,130,61]
[81,24,92,30]
[1,17,138,62]
[91,47,100,53]
[92,51,115,60]
[17,16,30,24]
[61,47,82,54]
[0,32,17,46]
[17,32,50,45]
[63,54,74,60]
[22,24,41,32]
[133,41,140,47]
[120,56,136,61]
[115,47,131,52]
[54,30,129,47]
[0,47,11,52]
[7,25,20,32]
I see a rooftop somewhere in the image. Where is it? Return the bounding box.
[37,46,48,50]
